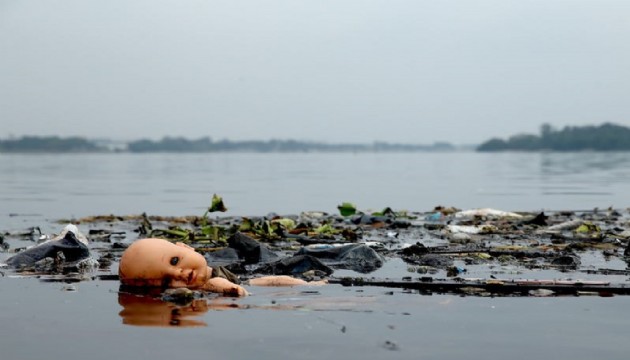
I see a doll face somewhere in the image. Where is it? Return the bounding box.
[119,238,211,288]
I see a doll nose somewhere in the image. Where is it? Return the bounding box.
[181,269,193,283]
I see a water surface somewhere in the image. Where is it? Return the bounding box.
[1,151,630,359]
[2,152,628,227]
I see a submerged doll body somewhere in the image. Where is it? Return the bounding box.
[118,238,315,296]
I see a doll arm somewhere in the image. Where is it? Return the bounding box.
[203,277,249,297]
[249,275,327,287]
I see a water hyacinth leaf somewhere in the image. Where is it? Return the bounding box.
[246,220,283,240]
[315,223,335,235]
[150,227,189,240]
[200,225,221,241]
[395,209,417,219]
[372,207,396,217]
[266,221,283,236]
[239,218,254,232]
[475,253,492,260]
[337,202,357,216]
[269,221,284,236]
[271,218,296,230]
[138,212,153,235]
[261,221,275,236]
[209,194,227,213]
[575,222,600,234]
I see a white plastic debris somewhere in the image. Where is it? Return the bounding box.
[447,225,498,234]
[450,232,472,243]
[454,208,523,219]
[40,224,89,246]
[303,243,345,250]
[362,241,385,249]
[546,219,584,232]
[299,211,327,220]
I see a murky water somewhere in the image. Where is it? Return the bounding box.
[2,152,630,359]
[1,275,628,360]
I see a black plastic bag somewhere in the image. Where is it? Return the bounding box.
[256,255,333,276]
[6,230,90,269]
[296,244,384,273]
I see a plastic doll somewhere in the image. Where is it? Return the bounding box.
[119,238,320,297]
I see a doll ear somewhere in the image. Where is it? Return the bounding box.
[175,242,194,250]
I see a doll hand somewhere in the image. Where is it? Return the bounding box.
[307,279,328,286]
[204,277,249,297]
[225,284,249,297]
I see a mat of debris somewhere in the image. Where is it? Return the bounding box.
[2,205,630,297]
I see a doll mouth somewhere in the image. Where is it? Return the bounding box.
[188,271,196,284]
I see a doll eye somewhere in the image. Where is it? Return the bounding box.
[170,257,179,266]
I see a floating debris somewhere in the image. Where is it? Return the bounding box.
[4,199,630,298]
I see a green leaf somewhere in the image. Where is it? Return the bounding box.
[239,218,254,232]
[315,223,335,235]
[371,207,396,217]
[337,202,357,216]
[271,218,296,230]
[208,194,228,212]
[575,222,600,234]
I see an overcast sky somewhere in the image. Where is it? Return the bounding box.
[1,0,629,145]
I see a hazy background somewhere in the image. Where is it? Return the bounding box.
[1,0,629,145]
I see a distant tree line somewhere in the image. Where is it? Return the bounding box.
[0,136,104,153]
[126,137,455,153]
[477,123,630,151]
[0,135,455,153]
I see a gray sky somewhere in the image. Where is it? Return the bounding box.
[1,0,629,145]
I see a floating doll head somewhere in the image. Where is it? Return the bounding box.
[119,238,211,288]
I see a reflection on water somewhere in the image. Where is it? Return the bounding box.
[540,152,630,175]
[2,276,628,360]
[117,288,379,328]
[537,152,630,200]
[118,293,211,327]
[475,152,630,209]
